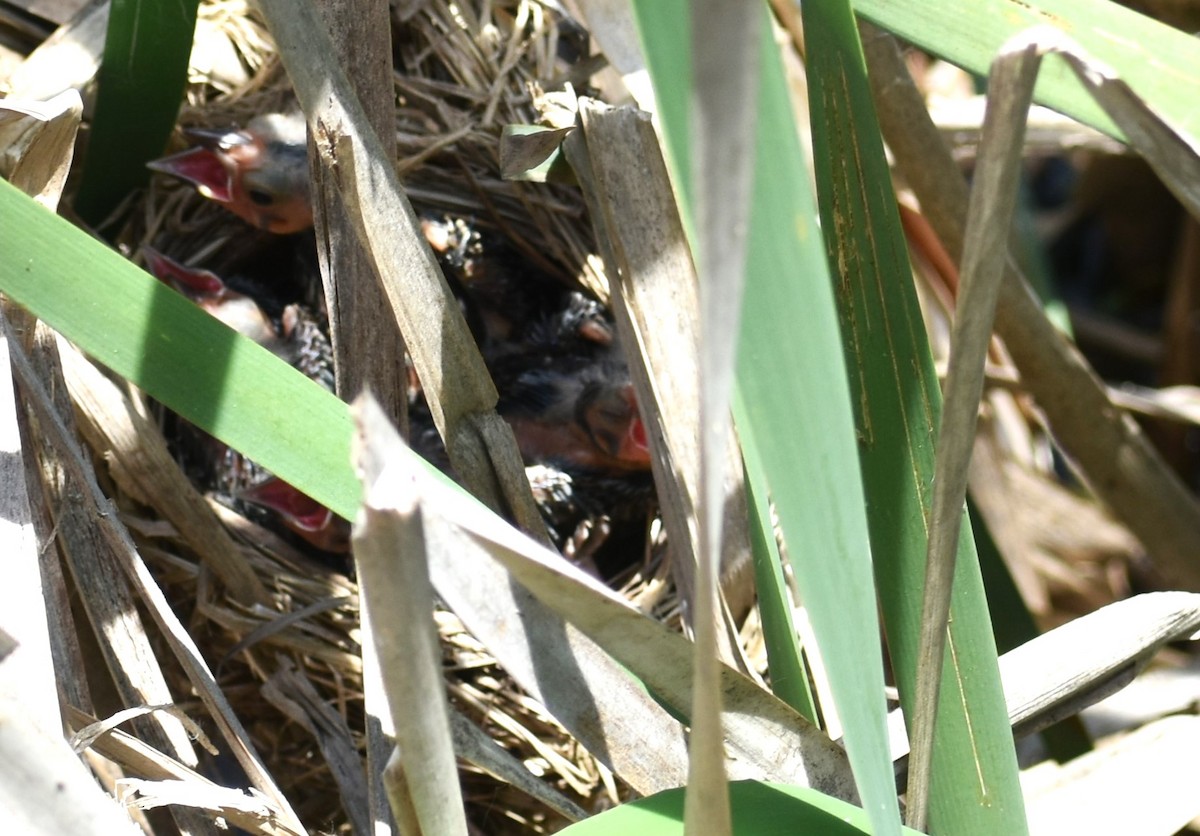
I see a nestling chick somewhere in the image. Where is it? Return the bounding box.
[149,113,311,234]
[142,248,347,552]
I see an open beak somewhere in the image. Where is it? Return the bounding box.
[180,125,251,150]
[147,146,233,203]
[141,247,226,297]
[240,478,334,534]
[139,244,225,296]
[239,477,350,553]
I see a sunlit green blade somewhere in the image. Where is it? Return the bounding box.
[803,3,1026,833]
[737,399,817,723]
[853,0,1200,143]
[632,3,899,832]
[0,179,359,519]
[561,781,925,836]
[74,0,200,226]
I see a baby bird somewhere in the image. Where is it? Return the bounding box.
[142,248,346,552]
[149,113,311,234]
[495,356,650,473]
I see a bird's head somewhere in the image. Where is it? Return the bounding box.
[148,113,312,234]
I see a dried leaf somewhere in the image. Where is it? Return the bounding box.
[0,91,82,209]
[500,124,575,182]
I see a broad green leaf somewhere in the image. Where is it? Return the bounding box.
[853,0,1200,143]
[738,404,817,722]
[74,0,200,226]
[803,3,1026,833]
[0,179,359,521]
[633,2,900,833]
[561,780,925,836]
[901,35,1041,827]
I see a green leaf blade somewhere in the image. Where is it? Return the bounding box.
[561,781,925,836]
[803,3,1027,833]
[632,2,901,833]
[854,0,1200,144]
[74,0,201,226]
[1,179,359,520]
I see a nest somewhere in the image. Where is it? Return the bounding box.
[127,0,603,299]
[48,1,663,832]
[5,3,1173,833]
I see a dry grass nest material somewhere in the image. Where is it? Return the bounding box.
[12,3,1155,833]
[63,1,667,832]
[129,0,604,300]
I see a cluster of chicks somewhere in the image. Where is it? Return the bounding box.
[144,112,656,571]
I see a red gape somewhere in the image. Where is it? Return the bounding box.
[239,478,350,554]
